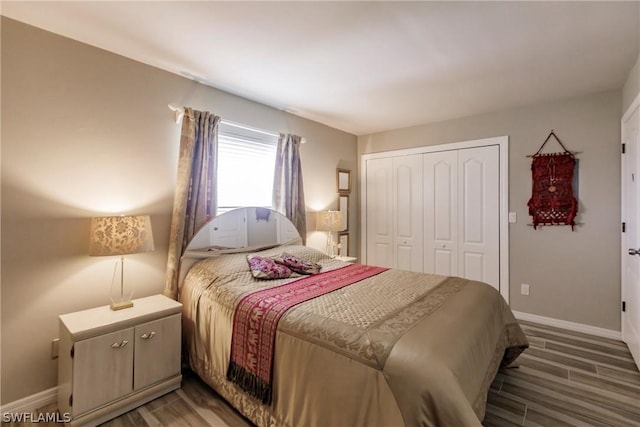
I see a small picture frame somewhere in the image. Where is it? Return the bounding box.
[337,169,351,194]
[338,195,349,231]
[338,232,349,257]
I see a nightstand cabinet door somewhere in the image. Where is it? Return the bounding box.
[72,328,134,416]
[133,314,181,391]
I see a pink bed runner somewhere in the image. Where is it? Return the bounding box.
[227,263,388,404]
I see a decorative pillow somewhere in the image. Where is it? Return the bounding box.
[272,252,321,275]
[247,255,293,279]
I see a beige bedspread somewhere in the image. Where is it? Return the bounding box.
[180,245,528,427]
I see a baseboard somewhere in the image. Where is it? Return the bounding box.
[0,386,58,415]
[513,311,622,341]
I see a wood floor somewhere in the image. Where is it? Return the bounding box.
[484,320,640,427]
[3,321,639,427]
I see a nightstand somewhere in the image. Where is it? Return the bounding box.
[57,295,182,426]
[335,255,357,263]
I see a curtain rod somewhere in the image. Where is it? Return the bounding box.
[168,103,184,123]
[222,119,280,139]
[167,103,306,143]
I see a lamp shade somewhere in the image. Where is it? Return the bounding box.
[89,215,155,256]
[316,210,343,232]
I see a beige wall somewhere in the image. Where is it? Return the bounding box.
[0,18,357,403]
[358,90,622,332]
[622,5,640,114]
[623,55,639,114]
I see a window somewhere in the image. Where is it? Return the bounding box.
[217,121,278,213]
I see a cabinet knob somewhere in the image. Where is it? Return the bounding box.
[140,331,156,340]
[111,340,128,349]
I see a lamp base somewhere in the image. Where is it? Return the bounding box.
[326,231,338,258]
[110,300,134,311]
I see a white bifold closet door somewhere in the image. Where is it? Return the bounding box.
[365,155,423,271]
[365,157,394,268]
[365,145,500,291]
[423,150,459,277]
[393,155,424,272]
[423,146,499,289]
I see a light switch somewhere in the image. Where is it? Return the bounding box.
[508,212,517,223]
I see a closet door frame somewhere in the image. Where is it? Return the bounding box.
[360,136,510,304]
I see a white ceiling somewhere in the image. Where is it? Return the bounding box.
[2,1,639,135]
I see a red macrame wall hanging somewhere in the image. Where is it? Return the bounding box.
[527,130,578,230]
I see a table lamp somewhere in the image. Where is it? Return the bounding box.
[316,210,343,257]
[89,215,155,310]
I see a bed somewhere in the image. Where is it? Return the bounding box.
[178,243,528,427]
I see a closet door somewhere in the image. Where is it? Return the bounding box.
[365,157,394,267]
[458,146,500,289]
[424,151,459,276]
[393,155,423,272]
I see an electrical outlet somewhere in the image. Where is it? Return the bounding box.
[521,283,530,296]
[51,338,59,359]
